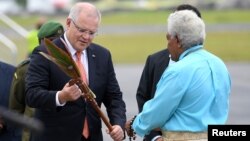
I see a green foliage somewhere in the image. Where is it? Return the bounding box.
[41,39,80,78]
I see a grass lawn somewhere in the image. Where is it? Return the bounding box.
[94,31,250,64]
[101,9,250,25]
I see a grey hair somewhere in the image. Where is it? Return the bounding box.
[68,2,101,25]
[167,10,205,49]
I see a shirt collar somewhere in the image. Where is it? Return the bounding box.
[179,45,203,60]
[63,33,87,58]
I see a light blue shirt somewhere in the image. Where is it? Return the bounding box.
[132,45,231,137]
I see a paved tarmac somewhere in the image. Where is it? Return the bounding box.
[102,62,250,140]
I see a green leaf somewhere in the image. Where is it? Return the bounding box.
[39,52,79,78]
[42,38,80,78]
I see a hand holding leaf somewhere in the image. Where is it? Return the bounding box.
[39,38,111,131]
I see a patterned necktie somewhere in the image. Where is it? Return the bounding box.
[76,52,89,138]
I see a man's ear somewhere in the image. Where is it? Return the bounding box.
[175,35,180,43]
[66,18,71,28]
[175,35,181,48]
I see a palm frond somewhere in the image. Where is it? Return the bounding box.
[42,38,80,78]
[39,52,78,78]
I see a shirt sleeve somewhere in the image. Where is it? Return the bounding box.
[132,69,184,137]
[56,91,66,106]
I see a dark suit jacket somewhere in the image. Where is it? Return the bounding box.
[0,61,15,107]
[136,49,170,141]
[25,37,126,141]
[0,61,21,141]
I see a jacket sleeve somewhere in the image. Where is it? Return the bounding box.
[9,63,28,114]
[136,56,153,112]
[102,51,126,128]
[135,55,163,140]
[25,46,58,111]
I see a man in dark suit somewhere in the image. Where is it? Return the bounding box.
[25,2,126,141]
[135,4,202,141]
[9,21,64,141]
[0,61,21,141]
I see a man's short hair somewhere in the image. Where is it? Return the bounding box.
[176,4,202,18]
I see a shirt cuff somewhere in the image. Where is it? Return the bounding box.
[151,135,161,141]
[56,91,66,106]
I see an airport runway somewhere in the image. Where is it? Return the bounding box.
[102,62,250,140]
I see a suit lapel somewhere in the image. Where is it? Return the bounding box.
[55,37,97,88]
[54,36,70,54]
[86,44,96,88]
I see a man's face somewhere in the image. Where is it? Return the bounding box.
[166,33,180,61]
[66,14,99,52]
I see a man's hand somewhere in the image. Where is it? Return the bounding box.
[106,125,124,141]
[125,118,132,135]
[58,83,82,104]
[125,117,136,140]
